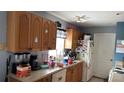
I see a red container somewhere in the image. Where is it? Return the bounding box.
[68,59,73,65]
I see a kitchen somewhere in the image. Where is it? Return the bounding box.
[0,11,124,82]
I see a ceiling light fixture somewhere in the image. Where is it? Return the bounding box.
[74,15,89,23]
[116,13,120,15]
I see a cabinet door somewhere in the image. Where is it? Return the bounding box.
[52,69,66,82]
[30,14,42,51]
[64,29,73,49]
[73,62,83,82]
[16,12,31,52]
[72,64,78,82]
[72,30,78,50]
[48,21,57,50]
[66,66,74,82]
[36,75,52,82]
[42,19,49,50]
[78,62,83,81]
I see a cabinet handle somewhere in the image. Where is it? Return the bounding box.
[48,47,51,50]
[46,78,49,81]
[28,48,32,50]
[58,77,62,81]
[45,29,48,33]
[34,36,38,43]
[72,70,73,74]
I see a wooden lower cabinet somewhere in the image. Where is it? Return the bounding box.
[66,62,83,82]
[73,62,83,82]
[52,69,66,82]
[8,77,21,82]
[66,66,74,82]
[36,75,52,82]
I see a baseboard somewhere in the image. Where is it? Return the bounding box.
[93,75,108,81]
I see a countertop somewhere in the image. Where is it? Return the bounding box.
[109,68,124,82]
[8,60,83,82]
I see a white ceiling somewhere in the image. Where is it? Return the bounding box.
[47,11,124,27]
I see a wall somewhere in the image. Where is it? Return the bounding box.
[0,12,8,82]
[81,26,116,33]
[80,26,116,40]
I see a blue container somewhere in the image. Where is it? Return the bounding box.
[63,59,68,65]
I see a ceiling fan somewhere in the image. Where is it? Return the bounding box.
[74,15,89,23]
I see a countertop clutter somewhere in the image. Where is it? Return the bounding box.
[8,60,83,82]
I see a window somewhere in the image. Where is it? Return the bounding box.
[56,38,64,56]
[48,29,66,62]
[48,38,65,62]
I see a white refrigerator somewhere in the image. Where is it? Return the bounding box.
[76,37,94,81]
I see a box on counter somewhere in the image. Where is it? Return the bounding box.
[16,65,31,78]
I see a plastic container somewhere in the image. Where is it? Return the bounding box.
[68,58,73,65]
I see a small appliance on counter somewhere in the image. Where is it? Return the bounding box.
[11,52,31,74]
[29,54,41,71]
[11,53,23,74]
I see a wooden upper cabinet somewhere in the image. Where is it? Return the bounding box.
[7,11,57,52]
[7,12,31,52]
[64,29,82,50]
[30,14,43,51]
[48,21,57,50]
[42,18,49,51]
[42,19,57,51]
[64,29,73,49]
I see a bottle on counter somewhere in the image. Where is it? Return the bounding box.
[48,56,55,68]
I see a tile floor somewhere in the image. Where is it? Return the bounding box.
[88,77,107,82]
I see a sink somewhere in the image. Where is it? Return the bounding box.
[40,64,49,69]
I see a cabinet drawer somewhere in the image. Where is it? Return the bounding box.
[36,75,52,82]
[52,69,66,82]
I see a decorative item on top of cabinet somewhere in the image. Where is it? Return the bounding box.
[7,11,31,52]
[30,14,43,51]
